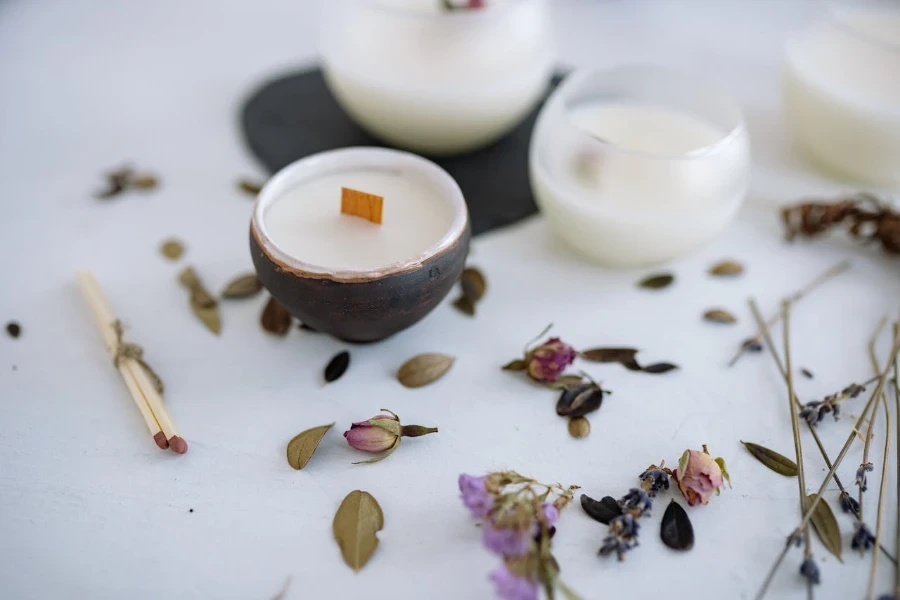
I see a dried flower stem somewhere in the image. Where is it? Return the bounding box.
[729,261,850,367]
[861,318,888,523]
[893,323,900,600]
[780,302,815,599]
[755,326,900,600]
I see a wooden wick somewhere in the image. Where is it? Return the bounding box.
[341,187,383,225]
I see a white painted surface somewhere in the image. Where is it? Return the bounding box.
[1,1,899,600]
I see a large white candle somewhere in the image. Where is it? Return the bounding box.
[784,5,900,186]
[321,0,552,156]
[530,68,750,267]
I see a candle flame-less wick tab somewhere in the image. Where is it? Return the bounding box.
[341,187,383,225]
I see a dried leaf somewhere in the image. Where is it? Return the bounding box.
[159,238,185,261]
[460,267,486,301]
[580,348,639,364]
[703,309,737,324]
[806,493,842,561]
[801,368,814,379]
[452,295,475,315]
[325,351,350,383]
[397,353,455,388]
[221,274,263,299]
[261,296,291,335]
[580,494,622,525]
[741,441,798,477]
[332,490,384,571]
[286,423,334,470]
[237,178,263,196]
[568,417,590,438]
[131,174,158,189]
[502,359,527,371]
[178,267,221,335]
[556,383,605,417]
[638,273,674,289]
[709,260,744,277]
[660,500,694,551]
[542,375,585,390]
[641,363,678,374]
[6,321,21,339]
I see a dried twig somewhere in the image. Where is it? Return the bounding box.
[783,192,900,254]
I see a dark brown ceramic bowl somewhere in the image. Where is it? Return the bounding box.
[250,147,470,343]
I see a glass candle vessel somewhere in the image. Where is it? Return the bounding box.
[783,1,900,186]
[321,0,553,156]
[529,67,750,267]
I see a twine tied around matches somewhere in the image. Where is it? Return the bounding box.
[111,320,164,395]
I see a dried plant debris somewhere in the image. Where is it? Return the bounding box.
[783,192,900,254]
[95,165,158,199]
[637,273,674,290]
[709,260,744,277]
[806,493,842,561]
[556,381,607,417]
[568,416,590,438]
[221,274,263,299]
[324,351,350,383]
[260,296,292,335]
[580,347,679,374]
[159,238,185,261]
[580,494,622,525]
[441,0,485,10]
[6,321,21,339]
[660,500,694,551]
[237,178,263,197]
[741,441,798,477]
[332,490,384,572]
[800,368,814,379]
[286,423,334,470]
[178,267,221,335]
[298,322,319,332]
[703,309,737,324]
[452,267,486,316]
[397,353,455,388]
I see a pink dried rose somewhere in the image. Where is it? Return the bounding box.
[672,445,730,506]
[503,327,578,384]
[343,409,437,465]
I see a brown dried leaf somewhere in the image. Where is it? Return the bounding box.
[237,179,263,196]
[452,295,475,316]
[131,174,158,190]
[640,363,678,374]
[261,296,291,335]
[178,267,221,335]
[397,353,455,388]
[159,238,185,261]
[502,359,527,371]
[460,267,486,301]
[581,348,639,364]
[806,493,842,561]
[221,274,263,299]
[638,273,674,289]
[709,260,744,277]
[703,309,737,324]
[333,490,384,572]
[286,423,334,470]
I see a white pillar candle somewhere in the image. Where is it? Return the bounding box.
[321,0,552,156]
[784,5,900,186]
[530,67,750,267]
[255,148,465,274]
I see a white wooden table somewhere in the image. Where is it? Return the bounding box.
[1,1,898,598]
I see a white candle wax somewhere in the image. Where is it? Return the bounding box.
[263,169,455,272]
[321,0,552,155]
[784,6,900,186]
[530,68,750,267]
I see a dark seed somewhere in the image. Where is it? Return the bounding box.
[660,500,694,551]
[801,368,814,379]
[638,273,674,290]
[580,494,622,525]
[641,362,679,374]
[580,347,638,364]
[742,338,763,353]
[6,321,21,339]
[324,351,350,383]
[556,383,605,417]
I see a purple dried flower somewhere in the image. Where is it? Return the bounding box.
[619,488,653,518]
[599,514,640,561]
[526,338,577,383]
[489,564,538,600]
[482,520,532,557]
[459,474,493,518]
[799,557,820,585]
[856,462,874,492]
[638,465,670,496]
[839,491,860,517]
[852,522,876,553]
[541,503,559,528]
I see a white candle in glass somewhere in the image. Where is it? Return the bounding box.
[530,67,750,267]
[321,0,552,156]
[784,3,900,186]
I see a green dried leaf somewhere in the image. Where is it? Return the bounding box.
[709,260,744,277]
[397,353,455,388]
[178,267,221,335]
[502,359,527,371]
[237,178,263,196]
[807,493,843,561]
[452,295,475,315]
[261,296,292,335]
[221,274,263,299]
[703,309,737,324]
[159,238,185,261]
[542,375,584,390]
[286,423,334,470]
[452,267,486,316]
[741,441,798,477]
[332,490,384,571]
[638,273,674,289]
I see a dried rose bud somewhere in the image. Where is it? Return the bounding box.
[673,446,728,506]
[343,409,437,465]
[526,338,577,383]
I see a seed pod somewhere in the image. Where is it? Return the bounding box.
[556,383,605,417]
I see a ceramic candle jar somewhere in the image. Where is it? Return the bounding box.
[250,147,470,342]
[321,0,553,156]
[529,67,751,267]
[784,2,900,186]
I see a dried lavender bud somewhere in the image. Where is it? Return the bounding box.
[856,462,874,492]
[638,465,671,496]
[839,492,860,517]
[799,557,820,585]
[741,338,763,353]
[599,514,640,561]
[618,489,652,518]
[851,522,876,553]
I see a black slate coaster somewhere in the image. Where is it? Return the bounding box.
[240,67,564,236]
